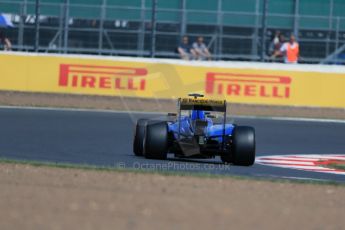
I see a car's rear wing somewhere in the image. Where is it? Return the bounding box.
[179,98,226,112]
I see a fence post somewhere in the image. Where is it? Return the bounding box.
[180,0,186,38]
[217,0,223,60]
[260,0,268,61]
[63,0,69,53]
[34,0,40,52]
[334,17,340,62]
[150,0,157,58]
[293,0,299,39]
[98,0,106,54]
[18,1,26,51]
[326,0,334,57]
[137,0,146,56]
[58,4,64,52]
[252,0,259,59]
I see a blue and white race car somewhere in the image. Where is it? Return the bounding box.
[133,94,255,166]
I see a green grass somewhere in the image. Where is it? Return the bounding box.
[0,157,344,186]
[328,162,345,170]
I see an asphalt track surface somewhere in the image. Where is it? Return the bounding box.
[0,107,344,183]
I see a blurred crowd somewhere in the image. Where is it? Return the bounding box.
[0,27,306,63]
[2,29,300,64]
[176,31,300,64]
[1,28,300,64]
[0,31,12,51]
[269,30,299,64]
[177,36,212,61]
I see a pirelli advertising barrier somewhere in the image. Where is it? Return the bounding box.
[0,53,344,108]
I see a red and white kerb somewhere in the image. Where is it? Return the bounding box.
[256,154,345,175]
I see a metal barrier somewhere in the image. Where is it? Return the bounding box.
[1,0,345,64]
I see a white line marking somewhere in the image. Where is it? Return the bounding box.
[3,51,345,74]
[0,105,344,123]
[257,160,315,165]
[0,105,166,115]
[234,115,345,124]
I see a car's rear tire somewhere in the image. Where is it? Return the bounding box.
[221,126,255,166]
[231,126,255,166]
[144,121,168,160]
[133,119,148,156]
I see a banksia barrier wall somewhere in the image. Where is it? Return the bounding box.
[0,53,344,108]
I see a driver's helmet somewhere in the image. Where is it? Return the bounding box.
[191,110,205,120]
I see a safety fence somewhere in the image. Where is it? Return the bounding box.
[1,0,345,63]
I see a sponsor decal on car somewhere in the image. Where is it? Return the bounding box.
[179,98,226,112]
[256,154,345,175]
[205,72,291,99]
[59,64,148,91]
[180,98,224,106]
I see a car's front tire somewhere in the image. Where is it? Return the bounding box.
[133,119,148,156]
[144,121,168,160]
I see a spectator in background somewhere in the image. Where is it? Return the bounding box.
[269,31,285,60]
[272,30,281,46]
[193,36,211,60]
[279,34,299,64]
[0,31,12,51]
[177,36,196,60]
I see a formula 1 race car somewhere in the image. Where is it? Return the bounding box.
[133,94,255,166]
